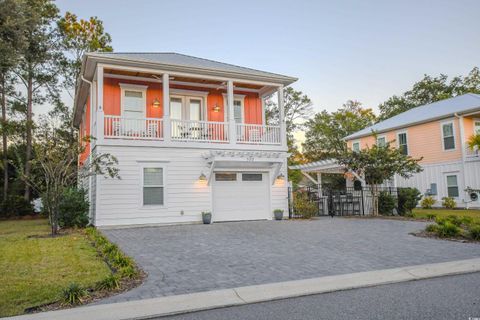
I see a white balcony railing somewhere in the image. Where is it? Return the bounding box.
[104,116,163,140]
[171,119,229,143]
[236,123,281,145]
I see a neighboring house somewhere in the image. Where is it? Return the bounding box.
[344,94,480,208]
[74,52,297,227]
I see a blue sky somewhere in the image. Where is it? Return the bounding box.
[57,0,480,114]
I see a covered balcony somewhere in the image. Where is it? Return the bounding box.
[90,66,286,148]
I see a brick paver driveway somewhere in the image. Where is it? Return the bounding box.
[101,218,480,303]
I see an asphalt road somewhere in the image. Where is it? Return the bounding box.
[157,272,480,320]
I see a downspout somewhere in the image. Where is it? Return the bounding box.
[454,113,468,208]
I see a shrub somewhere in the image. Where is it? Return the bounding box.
[112,253,133,269]
[426,214,436,220]
[420,196,436,209]
[102,243,119,256]
[445,215,462,227]
[62,283,88,305]
[119,265,137,279]
[293,192,317,219]
[0,195,33,217]
[397,188,422,215]
[96,275,120,290]
[442,197,456,209]
[468,225,480,240]
[58,188,89,228]
[435,221,461,238]
[461,216,474,226]
[378,191,396,215]
[425,224,438,233]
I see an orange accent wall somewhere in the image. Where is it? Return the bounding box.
[347,118,464,164]
[79,96,91,166]
[102,78,263,124]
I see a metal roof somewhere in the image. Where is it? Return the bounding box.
[345,93,480,140]
[86,52,297,82]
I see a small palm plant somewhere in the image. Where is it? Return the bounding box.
[468,134,480,152]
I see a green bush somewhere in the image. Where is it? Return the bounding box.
[435,221,461,238]
[442,197,456,209]
[378,191,396,215]
[58,188,89,228]
[62,283,88,305]
[461,216,474,226]
[425,224,438,233]
[420,196,436,209]
[445,215,462,227]
[293,192,317,219]
[468,225,480,240]
[397,188,422,215]
[0,195,33,217]
[426,214,436,220]
[119,265,137,279]
[96,275,120,290]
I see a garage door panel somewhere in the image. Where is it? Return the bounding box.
[213,172,269,222]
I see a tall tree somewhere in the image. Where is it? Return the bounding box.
[337,141,423,215]
[14,0,59,202]
[57,12,113,95]
[303,100,376,161]
[379,67,480,120]
[0,0,26,201]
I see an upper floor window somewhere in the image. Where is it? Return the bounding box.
[377,136,386,147]
[398,132,408,155]
[442,122,455,150]
[352,141,360,152]
[170,91,207,121]
[120,83,147,119]
[475,120,480,135]
[223,94,245,123]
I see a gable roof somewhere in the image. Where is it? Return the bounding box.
[344,93,480,140]
[87,52,297,82]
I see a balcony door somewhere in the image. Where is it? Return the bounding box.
[170,96,204,121]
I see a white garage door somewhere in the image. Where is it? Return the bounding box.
[213,172,270,222]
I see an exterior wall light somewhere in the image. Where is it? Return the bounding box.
[199,173,207,181]
[212,103,221,113]
[276,173,285,180]
[152,98,161,108]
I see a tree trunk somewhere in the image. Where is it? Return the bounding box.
[0,74,8,202]
[24,73,32,202]
[372,184,379,216]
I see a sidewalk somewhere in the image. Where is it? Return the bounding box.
[7,258,480,320]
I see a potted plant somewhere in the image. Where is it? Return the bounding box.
[273,209,284,220]
[202,211,212,224]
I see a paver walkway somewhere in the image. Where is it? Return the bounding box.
[101,218,480,303]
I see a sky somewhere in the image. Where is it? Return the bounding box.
[56,0,480,114]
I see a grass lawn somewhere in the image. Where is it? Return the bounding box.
[413,208,480,223]
[0,219,111,317]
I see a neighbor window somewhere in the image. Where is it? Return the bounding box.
[446,175,459,198]
[398,132,408,155]
[377,136,386,147]
[242,173,263,181]
[215,173,237,181]
[352,142,360,152]
[442,122,455,150]
[475,120,480,135]
[123,90,145,119]
[143,168,164,205]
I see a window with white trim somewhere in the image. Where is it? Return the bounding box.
[143,168,164,205]
[398,132,408,155]
[446,174,459,198]
[233,100,243,123]
[377,136,386,147]
[474,120,480,135]
[122,89,146,119]
[442,122,455,150]
[352,141,360,152]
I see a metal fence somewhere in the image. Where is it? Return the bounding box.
[289,185,399,218]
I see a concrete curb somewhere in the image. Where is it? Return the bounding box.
[7,258,480,320]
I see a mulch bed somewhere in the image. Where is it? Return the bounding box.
[410,230,480,244]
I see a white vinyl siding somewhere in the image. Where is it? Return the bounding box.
[143,168,164,205]
[442,122,455,150]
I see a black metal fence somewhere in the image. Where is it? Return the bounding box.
[289,185,399,218]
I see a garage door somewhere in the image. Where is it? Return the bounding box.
[213,172,270,222]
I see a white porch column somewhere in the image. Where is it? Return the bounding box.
[96,65,104,145]
[278,86,287,148]
[162,73,171,142]
[227,80,236,145]
[316,172,323,197]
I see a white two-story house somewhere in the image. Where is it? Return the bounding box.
[74,52,297,227]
